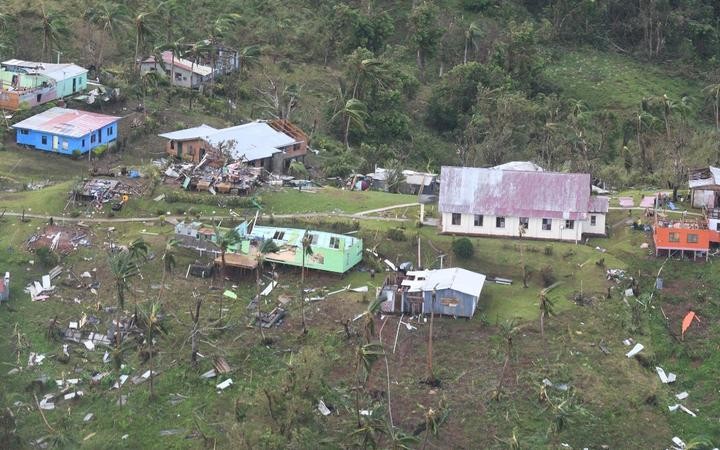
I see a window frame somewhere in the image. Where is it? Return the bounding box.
[590,215,597,226]
[565,219,574,230]
[687,233,699,243]
[451,213,461,226]
[474,214,483,227]
[542,218,552,231]
[669,232,680,242]
[496,216,505,228]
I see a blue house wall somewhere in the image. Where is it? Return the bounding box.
[420,288,478,318]
[16,121,119,155]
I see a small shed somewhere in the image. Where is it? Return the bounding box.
[399,268,486,318]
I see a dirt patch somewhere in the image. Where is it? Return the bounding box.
[26,225,93,255]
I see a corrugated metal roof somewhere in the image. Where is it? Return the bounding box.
[141,51,213,76]
[403,268,486,298]
[241,225,361,250]
[1,60,87,81]
[492,161,544,172]
[12,107,120,138]
[689,166,720,189]
[158,124,218,141]
[206,122,296,161]
[588,196,609,213]
[439,166,592,220]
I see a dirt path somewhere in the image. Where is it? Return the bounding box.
[0,202,420,224]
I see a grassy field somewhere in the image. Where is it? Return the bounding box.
[544,48,704,114]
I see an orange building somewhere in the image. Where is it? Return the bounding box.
[653,216,720,261]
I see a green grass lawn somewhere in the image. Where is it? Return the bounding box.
[544,48,704,114]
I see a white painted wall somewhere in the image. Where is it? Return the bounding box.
[441,212,606,241]
[140,64,209,88]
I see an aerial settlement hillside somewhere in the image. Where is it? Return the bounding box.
[0,1,719,449]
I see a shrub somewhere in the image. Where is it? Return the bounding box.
[386,228,406,241]
[452,237,474,259]
[164,191,260,209]
[540,265,557,287]
[544,245,554,256]
[35,247,58,268]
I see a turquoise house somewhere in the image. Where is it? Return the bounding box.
[0,59,88,110]
[13,107,120,155]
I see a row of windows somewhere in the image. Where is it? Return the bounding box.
[668,232,699,243]
[37,127,113,147]
[450,214,592,231]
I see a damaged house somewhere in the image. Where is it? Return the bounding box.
[139,46,238,89]
[159,119,308,173]
[439,166,608,242]
[378,268,486,318]
[689,166,720,209]
[0,59,87,110]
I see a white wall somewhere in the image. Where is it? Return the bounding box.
[140,64,205,89]
[692,189,716,209]
[441,212,606,241]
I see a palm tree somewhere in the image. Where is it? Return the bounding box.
[703,83,720,131]
[255,239,279,343]
[205,13,242,84]
[299,231,313,334]
[492,320,519,401]
[36,2,66,62]
[237,45,261,74]
[157,238,177,304]
[539,282,561,339]
[133,10,154,69]
[463,21,481,64]
[157,0,181,44]
[426,288,437,385]
[87,1,130,68]
[214,227,241,276]
[108,251,140,312]
[331,98,368,149]
[140,302,166,400]
[350,57,387,99]
[184,40,211,92]
[353,342,385,428]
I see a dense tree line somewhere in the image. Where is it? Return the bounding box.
[0,0,719,188]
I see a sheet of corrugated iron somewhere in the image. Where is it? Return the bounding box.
[439,166,591,220]
[12,107,119,138]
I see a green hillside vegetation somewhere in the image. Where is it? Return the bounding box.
[1,0,720,448]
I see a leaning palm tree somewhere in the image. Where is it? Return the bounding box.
[331,98,368,149]
[299,231,314,335]
[140,302,166,400]
[108,251,140,312]
[492,320,519,401]
[157,238,178,304]
[133,10,155,69]
[87,1,130,68]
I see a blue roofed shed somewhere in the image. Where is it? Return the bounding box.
[393,268,486,318]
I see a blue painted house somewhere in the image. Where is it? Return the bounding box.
[379,268,486,318]
[13,107,120,155]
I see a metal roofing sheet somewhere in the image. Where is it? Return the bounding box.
[588,196,609,213]
[404,268,486,298]
[688,166,720,189]
[158,124,218,141]
[12,107,120,138]
[492,161,544,172]
[439,166,592,220]
[1,60,87,81]
[206,122,296,161]
[246,225,360,250]
[142,51,213,76]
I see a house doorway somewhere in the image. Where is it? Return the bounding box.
[72,78,77,92]
[52,135,59,150]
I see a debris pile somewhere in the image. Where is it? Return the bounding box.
[163,159,265,195]
[27,226,91,254]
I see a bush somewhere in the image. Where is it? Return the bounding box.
[35,247,58,268]
[540,265,557,287]
[544,245,554,256]
[452,237,474,259]
[164,191,260,209]
[386,228,406,241]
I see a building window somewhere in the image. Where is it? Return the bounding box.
[309,234,319,245]
[329,236,340,249]
[272,231,285,240]
[565,220,574,230]
[170,141,175,149]
[542,218,552,231]
[107,127,113,136]
[91,134,96,143]
[519,217,529,230]
[20,129,29,135]
[41,135,47,145]
[669,232,680,242]
[474,214,483,227]
[62,140,69,150]
[496,216,505,228]
[590,215,597,226]
[451,213,461,226]
[175,72,182,81]
[687,234,699,243]
[82,139,85,147]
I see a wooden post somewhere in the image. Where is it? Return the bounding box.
[426,289,436,384]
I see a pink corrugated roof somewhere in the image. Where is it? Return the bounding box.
[142,51,213,76]
[589,196,610,213]
[12,107,120,138]
[439,166,592,220]
[618,197,634,208]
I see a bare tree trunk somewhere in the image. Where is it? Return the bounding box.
[463,37,468,64]
[426,291,436,384]
[190,294,202,365]
[300,250,307,334]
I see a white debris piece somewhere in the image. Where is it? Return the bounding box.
[83,413,94,422]
[28,353,46,366]
[62,344,69,357]
[656,366,676,383]
[676,391,689,400]
[200,369,216,379]
[83,340,95,351]
[39,394,55,410]
[81,272,92,278]
[671,436,685,449]
[260,281,277,297]
[103,351,110,363]
[625,343,644,358]
[359,409,372,416]
[141,370,154,379]
[55,379,79,388]
[349,286,369,293]
[624,288,634,297]
[69,322,78,330]
[216,378,233,391]
[112,374,129,389]
[622,339,633,346]
[680,405,697,417]
[64,391,84,400]
[317,400,331,416]
[41,275,52,291]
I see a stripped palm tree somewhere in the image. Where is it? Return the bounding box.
[539,282,561,339]
[463,21,482,64]
[214,226,241,277]
[133,10,155,70]
[331,98,368,149]
[139,302,166,400]
[703,83,720,131]
[300,230,313,334]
